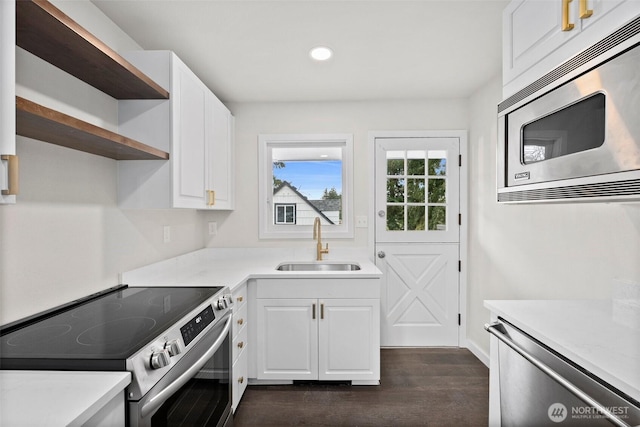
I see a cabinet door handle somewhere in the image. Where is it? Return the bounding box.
[236,296,244,303]
[562,0,574,31]
[238,376,244,384]
[237,341,244,349]
[207,190,216,206]
[312,303,316,320]
[320,303,324,320]
[1,155,19,196]
[237,318,244,326]
[579,0,592,18]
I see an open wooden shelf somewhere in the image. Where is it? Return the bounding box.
[16,0,169,100]
[16,97,170,161]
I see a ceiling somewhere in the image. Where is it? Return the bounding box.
[92,0,508,104]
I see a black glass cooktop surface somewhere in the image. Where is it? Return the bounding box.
[0,286,222,370]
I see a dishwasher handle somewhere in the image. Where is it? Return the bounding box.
[485,322,632,427]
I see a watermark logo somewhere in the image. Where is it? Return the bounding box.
[548,403,568,423]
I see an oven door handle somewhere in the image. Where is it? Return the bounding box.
[141,314,232,418]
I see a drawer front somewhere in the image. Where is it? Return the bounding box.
[232,301,247,340]
[233,284,247,309]
[232,320,248,363]
[232,346,248,412]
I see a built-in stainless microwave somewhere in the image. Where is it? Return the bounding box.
[497,16,640,203]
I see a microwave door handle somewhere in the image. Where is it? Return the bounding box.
[485,322,631,427]
[140,315,232,418]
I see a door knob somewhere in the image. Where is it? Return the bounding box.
[378,210,385,218]
[378,251,386,258]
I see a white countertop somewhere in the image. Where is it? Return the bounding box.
[485,299,640,402]
[0,370,131,427]
[121,247,382,291]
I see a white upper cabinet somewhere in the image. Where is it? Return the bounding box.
[118,51,234,210]
[503,0,640,97]
[0,1,16,205]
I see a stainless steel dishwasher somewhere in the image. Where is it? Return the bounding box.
[486,319,640,426]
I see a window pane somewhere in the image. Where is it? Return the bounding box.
[428,206,446,231]
[387,158,404,175]
[276,206,284,223]
[285,206,295,223]
[407,151,425,175]
[387,179,404,203]
[407,179,425,203]
[428,156,447,176]
[428,179,446,203]
[386,206,404,231]
[407,206,425,230]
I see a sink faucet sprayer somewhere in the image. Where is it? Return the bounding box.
[313,217,329,261]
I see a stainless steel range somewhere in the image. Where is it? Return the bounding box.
[0,285,234,427]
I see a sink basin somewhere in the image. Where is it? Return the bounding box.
[276,262,361,272]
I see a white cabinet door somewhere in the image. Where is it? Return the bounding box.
[318,299,380,382]
[0,0,16,205]
[117,51,234,210]
[205,92,234,210]
[256,298,318,381]
[503,0,638,96]
[172,58,207,208]
[503,0,579,86]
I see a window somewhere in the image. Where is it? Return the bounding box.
[275,204,296,224]
[258,134,354,239]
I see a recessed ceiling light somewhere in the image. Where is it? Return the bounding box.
[310,46,333,61]
[320,154,329,158]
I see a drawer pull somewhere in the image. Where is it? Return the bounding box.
[238,376,244,384]
[236,296,244,302]
[237,341,244,349]
[237,318,244,326]
[1,155,19,196]
[579,0,593,18]
[562,0,575,31]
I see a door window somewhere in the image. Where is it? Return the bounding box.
[385,150,448,232]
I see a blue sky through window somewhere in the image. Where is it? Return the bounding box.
[274,160,342,200]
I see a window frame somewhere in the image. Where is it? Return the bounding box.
[274,203,297,225]
[258,133,354,239]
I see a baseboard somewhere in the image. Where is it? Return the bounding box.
[465,338,490,368]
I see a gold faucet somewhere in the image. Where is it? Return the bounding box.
[313,217,329,261]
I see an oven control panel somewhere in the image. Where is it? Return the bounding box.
[180,305,215,346]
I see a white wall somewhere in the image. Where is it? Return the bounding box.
[466,74,640,357]
[204,99,469,248]
[0,1,209,324]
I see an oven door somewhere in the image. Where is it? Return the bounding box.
[129,313,233,427]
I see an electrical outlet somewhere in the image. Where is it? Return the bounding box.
[163,225,171,243]
[208,222,217,236]
[355,216,368,228]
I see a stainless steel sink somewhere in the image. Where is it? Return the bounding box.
[276,262,361,271]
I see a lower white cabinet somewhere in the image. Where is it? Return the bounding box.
[231,283,248,412]
[254,278,380,384]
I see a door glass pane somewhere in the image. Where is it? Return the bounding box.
[407,206,425,230]
[428,179,446,203]
[387,151,405,175]
[407,150,425,175]
[387,179,404,203]
[428,151,447,176]
[428,206,446,231]
[407,179,425,203]
[386,206,404,230]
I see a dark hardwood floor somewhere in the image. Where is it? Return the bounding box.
[233,348,489,426]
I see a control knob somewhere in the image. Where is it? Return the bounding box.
[216,295,233,310]
[165,339,182,357]
[150,348,171,369]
